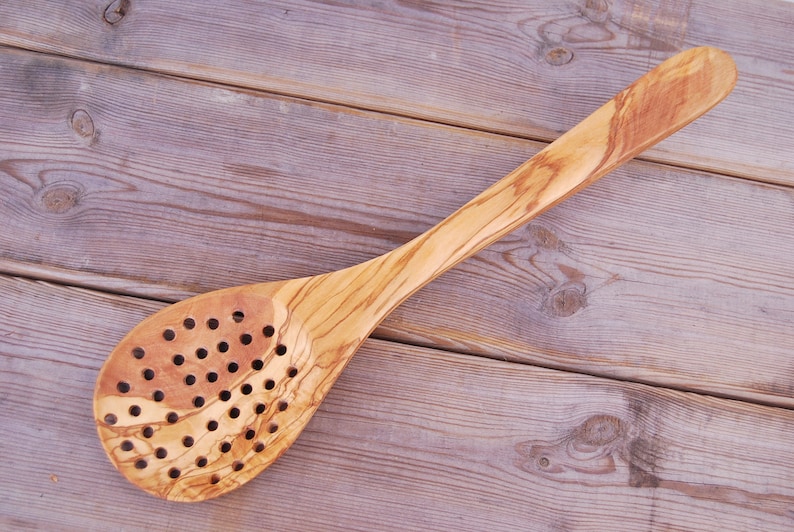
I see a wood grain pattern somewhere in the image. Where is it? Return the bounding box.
[0,0,791,184]
[91,47,735,501]
[1,47,791,409]
[3,274,794,529]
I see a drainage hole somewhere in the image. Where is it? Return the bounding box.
[173,354,185,366]
[185,374,196,386]
[245,429,255,440]
[153,390,164,402]
[240,333,253,345]
[142,426,154,438]
[120,440,134,452]
[183,317,196,330]
[163,329,176,341]
[264,379,275,390]
[252,359,264,371]
[229,407,240,419]
[207,318,219,330]
[227,361,238,373]
[182,436,194,448]
[263,325,275,337]
[132,347,145,359]
[287,367,298,378]
[166,412,179,424]
[143,368,155,381]
[135,459,147,470]
[232,461,244,472]
[254,442,265,453]
[219,390,231,401]
[207,371,218,383]
[276,344,287,356]
[232,310,245,323]
[241,383,252,395]
[255,403,266,414]
[278,400,288,412]
[193,396,205,408]
[168,468,181,479]
[155,447,167,459]
[196,456,208,468]
[129,405,142,417]
[104,413,117,425]
[210,474,220,484]
[218,341,229,353]
[117,381,130,393]
[207,420,219,431]
[220,442,232,453]
[196,347,208,360]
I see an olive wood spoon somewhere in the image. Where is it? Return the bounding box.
[94,46,737,501]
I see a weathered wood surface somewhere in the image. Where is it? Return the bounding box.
[0,47,792,409]
[0,0,793,529]
[0,0,792,184]
[2,274,793,530]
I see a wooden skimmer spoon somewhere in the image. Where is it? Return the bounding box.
[94,46,737,501]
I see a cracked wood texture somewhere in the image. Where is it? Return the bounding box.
[0,0,792,529]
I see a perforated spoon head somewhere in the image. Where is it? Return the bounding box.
[94,47,737,502]
[94,282,326,501]
[96,265,405,501]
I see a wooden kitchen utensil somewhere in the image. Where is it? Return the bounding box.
[94,46,737,501]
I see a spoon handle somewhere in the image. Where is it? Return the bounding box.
[378,46,736,301]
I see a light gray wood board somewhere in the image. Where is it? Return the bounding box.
[0,1,791,183]
[1,274,793,530]
[1,47,792,406]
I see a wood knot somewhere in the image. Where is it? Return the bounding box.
[516,413,669,490]
[514,414,629,481]
[528,224,563,251]
[582,0,610,23]
[543,286,586,317]
[104,0,130,25]
[70,109,95,139]
[573,414,625,447]
[37,181,83,214]
[544,47,574,66]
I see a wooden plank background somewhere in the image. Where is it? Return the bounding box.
[0,0,791,184]
[3,275,794,530]
[0,0,792,530]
